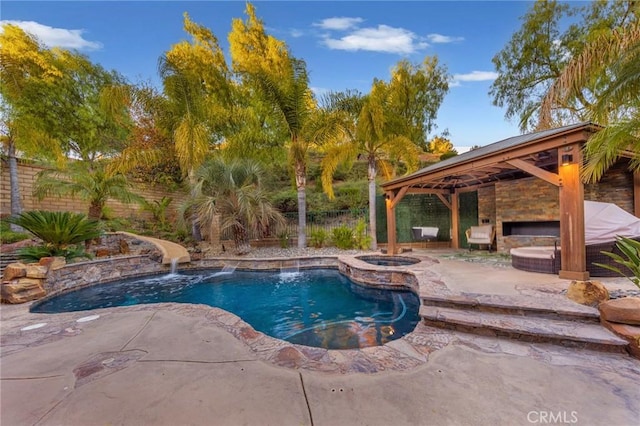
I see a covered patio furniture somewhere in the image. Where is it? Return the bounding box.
[411,226,439,242]
[583,201,640,276]
[511,201,640,276]
[465,225,495,252]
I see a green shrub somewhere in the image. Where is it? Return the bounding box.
[0,221,30,244]
[17,244,92,263]
[332,225,354,249]
[353,219,372,250]
[595,236,640,289]
[6,211,102,261]
[270,190,298,213]
[278,230,291,248]
[309,228,328,248]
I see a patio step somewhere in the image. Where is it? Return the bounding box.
[421,293,600,323]
[419,305,628,353]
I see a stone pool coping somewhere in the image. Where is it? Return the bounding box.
[24,252,449,372]
[11,251,637,374]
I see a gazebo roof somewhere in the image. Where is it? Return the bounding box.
[382,122,601,192]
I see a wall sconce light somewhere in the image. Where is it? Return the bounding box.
[384,193,391,200]
[561,145,574,166]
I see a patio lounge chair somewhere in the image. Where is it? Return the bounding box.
[465,225,495,252]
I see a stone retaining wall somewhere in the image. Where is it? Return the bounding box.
[44,255,170,295]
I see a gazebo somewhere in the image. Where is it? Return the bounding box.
[381,122,640,280]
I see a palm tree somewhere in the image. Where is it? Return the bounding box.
[540,20,640,181]
[321,83,421,250]
[190,157,284,254]
[252,58,341,248]
[34,161,142,220]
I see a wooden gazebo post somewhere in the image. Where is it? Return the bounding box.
[450,189,460,249]
[385,191,397,255]
[558,143,589,280]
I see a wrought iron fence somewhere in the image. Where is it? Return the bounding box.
[220,208,369,241]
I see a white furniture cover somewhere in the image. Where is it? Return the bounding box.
[584,201,640,245]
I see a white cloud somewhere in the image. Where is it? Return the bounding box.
[1,20,102,50]
[314,17,364,31]
[427,33,464,44]
[323,25,427,54]
[289,28,304,38]
[451,71,499,86]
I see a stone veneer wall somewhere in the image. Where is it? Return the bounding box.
[44,255,169,295]
[584,159,634,214]
[0,160,187,220]
[495,177,559,252]
[477,186,496,225]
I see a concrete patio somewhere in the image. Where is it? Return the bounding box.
[1,251,639,425]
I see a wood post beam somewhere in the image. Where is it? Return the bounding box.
[634,171,640,217]
[505,159,560,187]
[557,144,588,280]
[451,190,460,249]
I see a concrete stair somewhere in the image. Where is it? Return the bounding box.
[420,294,629,353]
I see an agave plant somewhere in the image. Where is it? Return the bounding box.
[6,211,102,261]
[595,236,640,290]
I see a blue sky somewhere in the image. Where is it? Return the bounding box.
[2,0,536,151]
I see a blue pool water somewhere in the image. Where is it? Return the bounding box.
[32,269,420,349]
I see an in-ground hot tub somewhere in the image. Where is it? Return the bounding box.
[356,255,421,267]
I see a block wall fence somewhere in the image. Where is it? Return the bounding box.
[0,160,188,221]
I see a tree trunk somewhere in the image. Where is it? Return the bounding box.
[188,169,202,241]
[88,201,103,220]
[232,224,250,255]
[368,157,377,250]
[295,161,307,248]
[7,140,23,231]
[208,213,222,251]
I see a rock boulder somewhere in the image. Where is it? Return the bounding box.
[566,280,609,307]
[599,297,640,325]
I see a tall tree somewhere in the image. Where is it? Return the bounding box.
[490,0,637,131]
[540,13,640,181]
[155,13,232,239]
[0,24,63,227]
[229,3,343,248]
[321,58,449,249]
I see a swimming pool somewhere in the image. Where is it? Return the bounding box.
[32,269,420,350]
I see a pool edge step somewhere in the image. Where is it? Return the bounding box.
[419,305,628,353]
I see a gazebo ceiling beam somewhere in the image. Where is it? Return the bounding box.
[505,159,560,187]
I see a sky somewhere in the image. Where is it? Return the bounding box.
[2,0,537,152]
